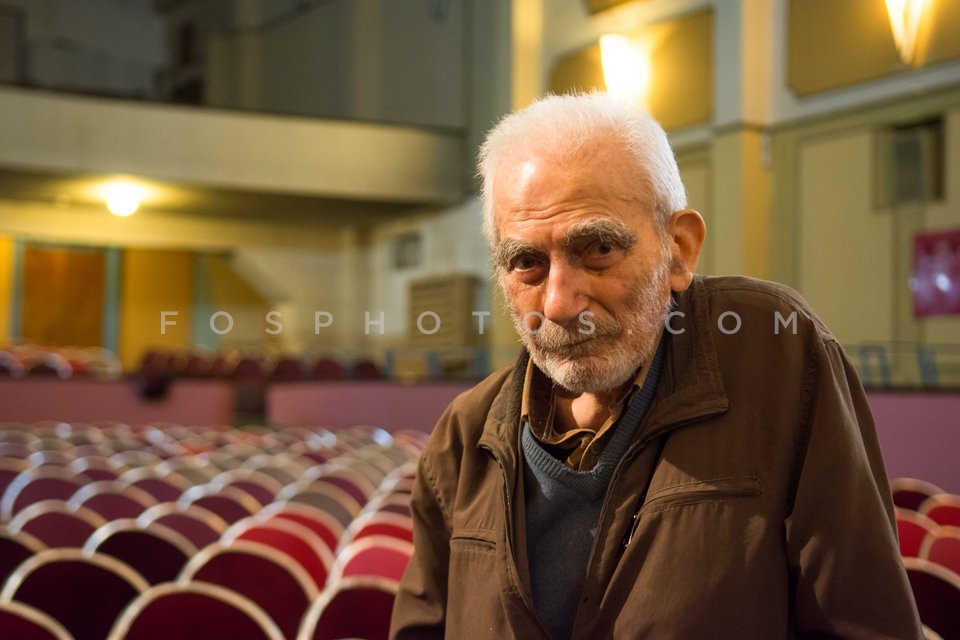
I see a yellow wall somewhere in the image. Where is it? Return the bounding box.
[0,235,12,342]
[119,248,193,370]
[788,0,960,96]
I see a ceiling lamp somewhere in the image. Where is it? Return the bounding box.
[600,34,651,107]
[885,0,931,65]
[104,181,142,217]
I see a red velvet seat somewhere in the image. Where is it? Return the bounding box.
[341,511,414,550]
[258,502,343,555]
[0,529,45,585]
[920,493,960,528]
[1,548,148,640]
[297,576,398,640]
[68,480,157,521]
[84,518,197,584]
[180,541,317,640]
[223,518,334,589]
[330,535,414,584]
[1,467,84,521]
[107,581,284,640]
[178,484,260,525]
[300,471,375,508]
[138,502,229,550]
[891,478,946,512]
[278,482,362,529]
[0,601,73,640]
[920,526,960,576]
[210,469,283,507]
[118,467,191,503]
[8,500,107,548]
[903,557,960,640]
[897,507,939,558]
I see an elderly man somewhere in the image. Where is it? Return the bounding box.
[389,92,921,639]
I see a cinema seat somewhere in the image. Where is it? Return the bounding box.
[108,582,284,640]
[297,576,397,640]
[1,548,148,640]
[84,518,197,584]
[180,541,317,640]
[0,601,73,640]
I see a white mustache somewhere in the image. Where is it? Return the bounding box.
[532,318,622,351]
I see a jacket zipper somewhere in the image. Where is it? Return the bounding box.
[481,441,551,639]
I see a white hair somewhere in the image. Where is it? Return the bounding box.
[477,92,687,246]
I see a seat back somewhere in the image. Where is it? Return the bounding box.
[1,548,148,640]
[8,500,107,548]
[68,480,157,521]
[920,494,960,528]
[920,526,960,576]
[179,484,260,525]
[891,478,946,512]
[108,581,284,640]
[224,518,333,589]
[0,529,45,585]
[181,541,317,640]
[259,502,343,554]
[0,601,73,640]
[138,502,229,549]
[903,557,960,640]
[1,467,83,521]
[84,519,196,584]
[297,577,398,640]
[331,535,414,583]
[897,508,939,558]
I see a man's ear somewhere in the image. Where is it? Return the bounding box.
[666,209,706,292]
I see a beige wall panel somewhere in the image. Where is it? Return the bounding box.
[676,151,714,275]
[798,130,894,345]
[788,0,960,96]
[710,132,745,275]
[916,108,960,345]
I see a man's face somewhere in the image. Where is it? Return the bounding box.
[491,144,675,396]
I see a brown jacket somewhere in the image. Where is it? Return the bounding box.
[390,276,922,639]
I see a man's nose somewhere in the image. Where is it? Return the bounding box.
[542,262,590,327]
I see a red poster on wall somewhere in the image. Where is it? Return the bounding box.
[912,227,960,317]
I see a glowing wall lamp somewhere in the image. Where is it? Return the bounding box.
[104,181,142,217]
[600,34,651,107]
[885,0,931,65]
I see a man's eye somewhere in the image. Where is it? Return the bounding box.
[512,255,539,270]
[582,239,624,268]
[595,241,614,255]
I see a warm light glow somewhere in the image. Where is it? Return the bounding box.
[885,0,931,65]
[600,34,651,107]
[104,182,142,216]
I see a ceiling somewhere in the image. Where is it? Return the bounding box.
[0,167,418,225]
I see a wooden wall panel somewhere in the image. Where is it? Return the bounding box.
[21,245,104,348]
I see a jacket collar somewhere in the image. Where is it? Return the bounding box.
[479,276,729,457]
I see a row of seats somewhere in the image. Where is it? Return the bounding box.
[140,349,382,382]
[890,477,960,640]
[0,421,425,640]
[0,344,123,381]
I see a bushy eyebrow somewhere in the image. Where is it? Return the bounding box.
[492,218,637,270]
[560,218,637,251]
[493,238,544,270]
